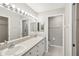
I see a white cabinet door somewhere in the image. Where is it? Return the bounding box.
[36,39,45,56]
[25,46,38,56]
[30,46,38,56]
[23,39,46,56]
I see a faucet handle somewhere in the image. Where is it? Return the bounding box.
[4,40,7,42]
[4,40,8,46]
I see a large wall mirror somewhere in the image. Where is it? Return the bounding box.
[29,18,38,35]
[0,4,38,43]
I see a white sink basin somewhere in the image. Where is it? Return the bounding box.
[0,46,24,56]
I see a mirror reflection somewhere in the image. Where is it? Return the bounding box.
[22,20,28,37]
[0,16,8,43]
[0,3,39,43]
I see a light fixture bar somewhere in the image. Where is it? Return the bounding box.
[0,3,38,20]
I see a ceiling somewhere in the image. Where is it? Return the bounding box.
[27,3,65,13]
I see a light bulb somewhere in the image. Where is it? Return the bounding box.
[22,10,24,13]
[5,3,9,5]
[11,4,15,8]
[1,3,8,8]
[17,8,20,11]
[17,8,20,13]
[25,12,27,15]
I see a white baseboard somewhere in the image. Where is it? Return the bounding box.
[49,45,63,48]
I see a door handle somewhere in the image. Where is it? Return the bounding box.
[73,44,75,47]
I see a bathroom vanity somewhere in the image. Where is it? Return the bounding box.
[0,3,46,56]
[22,36,46,56]
[0,36,46,56]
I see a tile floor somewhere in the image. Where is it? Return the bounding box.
[45,46,63,56]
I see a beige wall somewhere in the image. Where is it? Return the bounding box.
[48,15,63,46]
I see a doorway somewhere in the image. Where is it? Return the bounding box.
[46,15,64,56]
[22,20,28,37]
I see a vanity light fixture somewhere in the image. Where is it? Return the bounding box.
[14,8,18,12]
[1,3,8,8]
[24,12,26,15]
[8,4,14,10]
[30,14,34,19]
[11,4,15,9]
[21,10,24,15]
[20,10,23,15]
[27,13,30,16]
[23,12,25,16]
[17,8,20,13]
[21,10,24,14]
[5,3,9,5]
[0,3,38,20]
[24,12,27,16]
[19,10,22,14]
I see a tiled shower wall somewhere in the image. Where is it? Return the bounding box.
[48,15,63,46]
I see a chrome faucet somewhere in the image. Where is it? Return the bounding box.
[7,42,15,48]
[4,40,8,45]
[4,40,15,48]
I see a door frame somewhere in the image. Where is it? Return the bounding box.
[48,14,65,56]
[72,3,77,56]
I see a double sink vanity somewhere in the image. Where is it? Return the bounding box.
[0,35,46,56]
[0,3,46,56]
